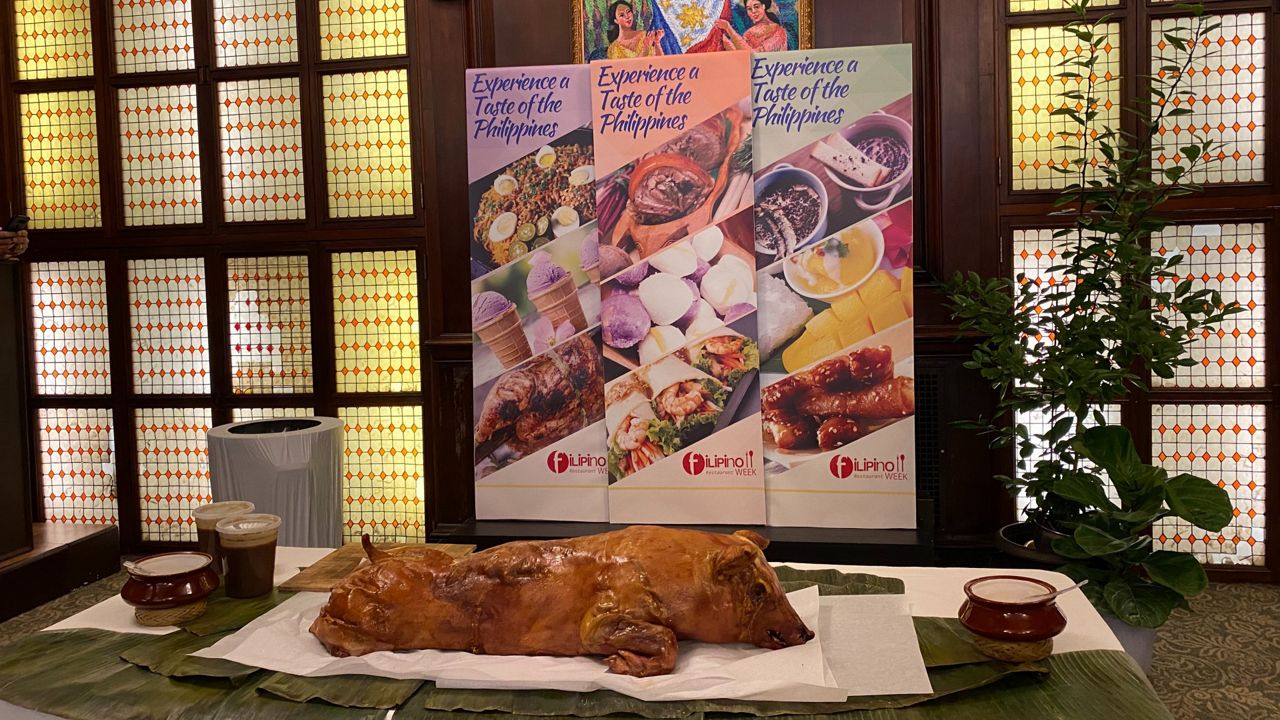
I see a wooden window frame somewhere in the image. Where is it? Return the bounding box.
[0,0,443,553]
[997,0,1280,581]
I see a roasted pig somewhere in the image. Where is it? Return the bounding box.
[310,527,814,677]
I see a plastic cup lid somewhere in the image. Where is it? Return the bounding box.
[215,513,281,547]
[192,500,255,522]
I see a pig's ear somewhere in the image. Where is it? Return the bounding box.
[713,544,755,580]
[733,529,769,550]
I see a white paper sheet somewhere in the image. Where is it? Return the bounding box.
[818,595,931,697]
[193,586,931,702]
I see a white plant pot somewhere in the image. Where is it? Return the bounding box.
[1103,614,1157,674]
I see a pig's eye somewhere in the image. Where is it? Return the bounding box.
[753,582,768,601]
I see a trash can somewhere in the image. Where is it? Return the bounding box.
[207,417,344,548]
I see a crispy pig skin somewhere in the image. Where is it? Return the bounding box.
[310,527,813,678]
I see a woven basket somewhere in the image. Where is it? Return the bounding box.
[135,600,208,627]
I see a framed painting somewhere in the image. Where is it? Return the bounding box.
[573,0,814,63]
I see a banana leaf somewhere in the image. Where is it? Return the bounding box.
[0,629,397,720]
[259,673,424,709]
[910,618,990,668]
[182,588,297,636]
[773,567,905,596]
[119,626,261,684]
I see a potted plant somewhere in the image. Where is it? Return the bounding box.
[943,0,1237,665]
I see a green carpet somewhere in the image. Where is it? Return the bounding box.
[1,574,1275,720]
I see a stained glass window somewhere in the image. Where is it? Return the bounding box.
[332,251,420,392]
[30,261,111,395]
[19,91,101,229]
[1152,13,1265,185]
[340,405,424,542]
[1008,0,1118,12]
[214,0,298,67]
[113,0,194,74]
[119,84,202,226]
[129,258,210,394]
[1009,23,1120,191]
[1153,404,1265,566]
[1152,223,1265,389]
[322,70,413,218]
[1014,405,1122,515]
[136,407,212,542]
[319,0,406,60]
[38,408,116,526]
[228,255,312,393]
[232,407,313,421]
[218,78,305,223]
[14,0,94,79]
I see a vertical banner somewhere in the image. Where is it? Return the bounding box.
[466,65,609,521]
[752,45,917,528]
[592,51,767,524]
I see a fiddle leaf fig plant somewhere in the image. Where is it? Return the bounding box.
[1053,426,1231,628]
[943,0,1239,628]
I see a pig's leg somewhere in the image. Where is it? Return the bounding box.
[581,609,678,677]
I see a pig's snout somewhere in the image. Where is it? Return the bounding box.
[757,610,815,649]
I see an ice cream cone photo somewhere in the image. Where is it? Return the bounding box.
[473,292,533,369]
[529,269,588,333]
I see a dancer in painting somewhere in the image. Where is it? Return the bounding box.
[606,1,667,58]
[716,0,788,52]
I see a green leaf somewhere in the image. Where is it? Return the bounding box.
[1164,473,1233,531]
[1053,472,1116,510]
[1103,578,1182,628]
[1072,426,1141,476]
[1051,537,1094,560]
[1142,550,1208,598]
[1074,523,1145,557]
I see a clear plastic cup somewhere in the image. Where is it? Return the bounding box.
[191,501,255,574]
[215,513,281,598]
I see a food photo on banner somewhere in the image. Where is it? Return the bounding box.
[466,65,609,522]
[752,45,917,529]
[592,50,767,525]
[575,0,815,62]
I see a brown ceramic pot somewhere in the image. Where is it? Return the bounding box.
[121,552,220,609]
[958,575,1067,642]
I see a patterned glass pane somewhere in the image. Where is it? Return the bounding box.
[30,261,110,395]
[1010,23,1120,191]
[1009,0,1118,12]
[228,255,312,393]
[1014,405,1121,515]
[137,407,212,543]
[340,405,424,542]
[129,258,210,394]
[38,408,116,526]
[214,0,298,67]
[15,0,94,79]
[19,91,101,229]
[113,0,194,73]
[218,78,305,222]
[119,85,202,226]
[323,70,412,218]
[332,251,420,392]
[232,407,312,421]
[1152,13,1265,184]
[1152,223,1265,388]
[1153,404,1265,566]
[319,0,406,60]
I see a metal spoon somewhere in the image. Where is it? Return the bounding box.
[1026,579,1088,603]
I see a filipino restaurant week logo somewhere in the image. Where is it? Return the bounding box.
[829,453,909,481]
[546,451,607,475]
[681,450,757,477]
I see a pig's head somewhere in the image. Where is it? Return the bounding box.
[715,530,814,649]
